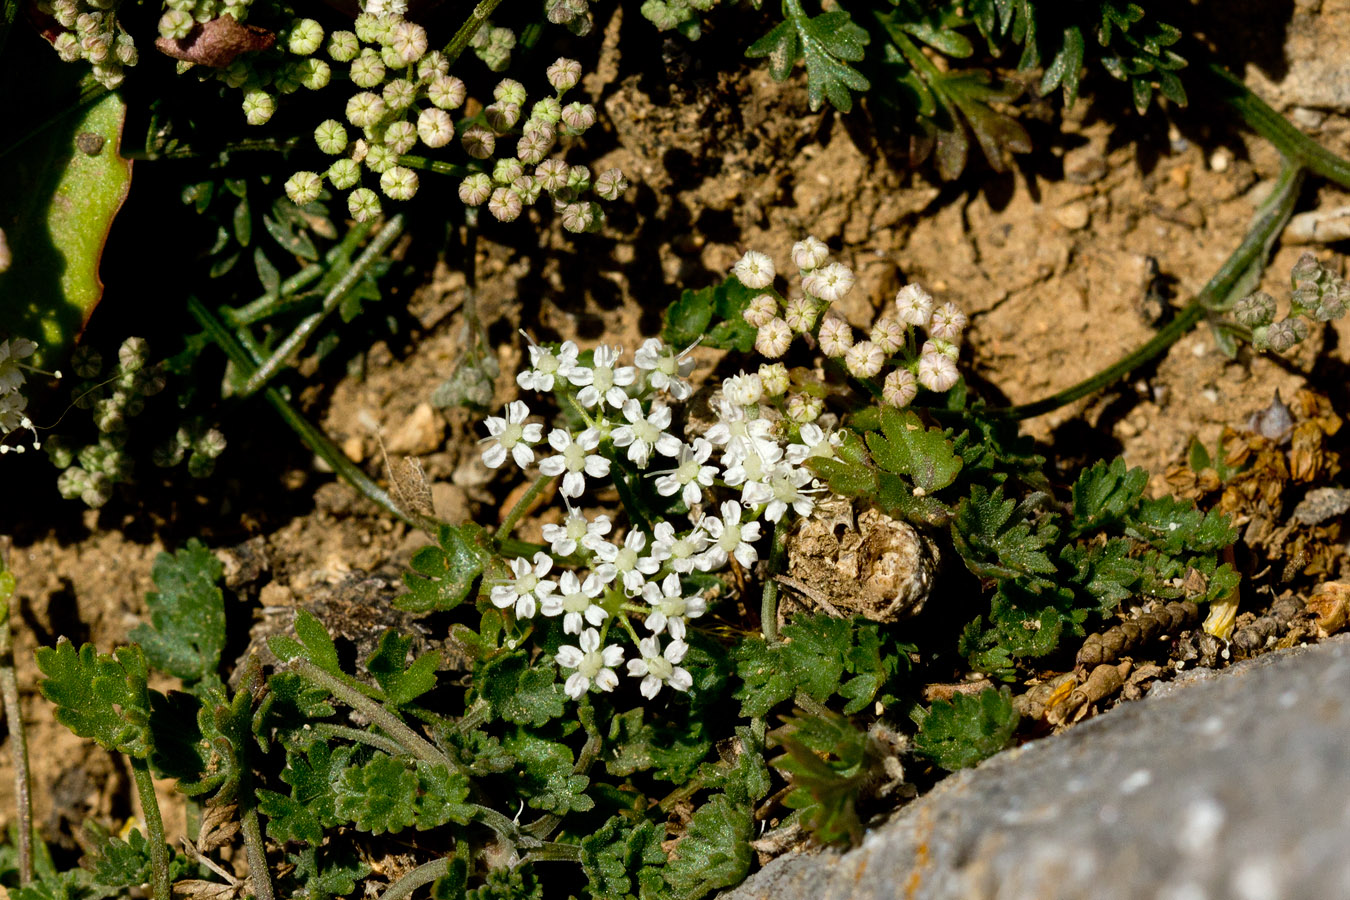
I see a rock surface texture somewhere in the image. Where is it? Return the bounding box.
[721,635,1350,900]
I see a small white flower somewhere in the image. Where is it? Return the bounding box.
[594,530,661,594]
[733,250,775,289]
[538,427,610,498]
[722,371,764,408]
[802,262,854,303]
[556,628,624,699]
[844,340,884,379]
[481,401,543,468]
[705,400,778,465]
[722,440,783,503]
[791,235,829,271]
[871,317,906,355]
[517,332,581,391]
[918,351,960,393]
[490,552,556,619]
[785,423,841,465]
[570,344,637,409]
[540,570,607,634]
[611,398,681,468]
[754,318,792,358]
[641,572,706,640]
[648,521,710,575]
[698,500,762,570]
[626,635,693,698]
[634,337,696,401]
[883,369,918,408]
[818,315,853,358]
[541,508,612,557]
[745,465,820,523]
[742,294,778,328]
[929,301,968,341]
[653,438,716,507]
[895,284,935,327]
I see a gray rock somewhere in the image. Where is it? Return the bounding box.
[722,636,1350,900]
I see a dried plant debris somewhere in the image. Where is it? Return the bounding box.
[1075,600,1200,668]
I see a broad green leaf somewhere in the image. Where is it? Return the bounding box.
[366,630,440,710]
[398,523,492,613]
[662,795,753,900]
[913,686,1018,771]
[35,640,153,757]
[581,817,666,900]
[865,407,962,493]
[0,90,132,367]
[129,539,226,684]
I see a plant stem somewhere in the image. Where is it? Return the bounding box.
[496,473,555,541]
[760,517,790,644]
[375,857,450,900]
[224,263,324,327]
[130,757,171,900]
[994,160,1304,420]
[444,0,507,64]
[288,657,453,770]
[188,298,438,532]
[311,722,406,757]
[239,802,275,900]
[1205,61,1350,190]
[0,564,32,885]
[241,215,403,397]
[521,841,582,863]
[397,154,472,178]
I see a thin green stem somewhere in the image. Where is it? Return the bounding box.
[397,154,472,178]
[0,566,32,885]
[452,697,492,734]
[443,0,508,64]
[760,517,790,644]
[224,263,324,327]
[375,857,451,900]
[994,161,1304,420]
[496,474,555,540]
[473,804,539,847]
[241,216,403,396]
[188,298,437,532]
[520,841,583,863]
[1206,61,1350,190]
[130,758,171,900]
[311,722,407,757]
[288,658,454,770]
[239,802,275,900]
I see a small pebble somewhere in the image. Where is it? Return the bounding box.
[1054,201,1091,230]
[1209,149,1231,172]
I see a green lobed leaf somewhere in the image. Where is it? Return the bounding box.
[951,485,1059,580]
[128,539,226,684]
[269,609,342,678]
[477,653,567,727]
[662,795,753,900]
[334,752,472,835]
[749,0,871,112]
[606,707,713,784]
[1070,457,1148,535]
[1126,497,1236,556]
[366,630,441,710]
[581,817,667,900]
[258,741,354,844]
[398,523,493,614]
[913,685,1019,771]
[35,640,153,758]
[865,407,963,493]
[503,727,594,815]
[770,711,872,844]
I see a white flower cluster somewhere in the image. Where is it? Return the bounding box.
[0,338,41,454]
[481,334,839,701]
[735,237,969,406]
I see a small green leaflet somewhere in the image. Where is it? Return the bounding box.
[257,741,353,844]
[951,485,1058,581]
[864,407,963,493]
[477,653,567,727]
[581,817,666,900]
[333,753,472,834]
[913,685,1019,771]
[1070,457,1148,535]
[128,538,226,684]
[661,794,753,900]
[366,630,440,710]
[770,710,872,844]
[269,609,343,679]
[399,523,493,613]
[1126,496,1236,556]
[661,275,760,352]
[747,0,870,112]
[503,727,595,815]
[606,707,713,784]
[35,640,153,758]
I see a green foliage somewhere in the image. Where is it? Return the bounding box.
[769,711,875,844]
[661,795,754,900]
[661,275,761,352]
[1070,457,1149,536]
[913,686,1019,771]
[864,407,964,494]
[35,641,153,758]
[951,485,1059,582]
[747,0,870,112]
[399,523,493,613]
[128,539,226,684]
[477,652,568,727]
[366,630,441,711]
[607,707,713,783]
[582,817,667,900]
[258,741,353,844]
[502,727,595,814]
[333,753,473,834]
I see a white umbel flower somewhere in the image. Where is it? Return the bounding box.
[538,427,610,498]
[556,628,624,699]
[648,521,710,574]
[627,636,693,698]
[611,399,681,468]
[541,508,611,557]
[698,500,762,571]
[490,552,556,619]
[733,250,775,289]
[653,438,716,507]
[540,570,607,634]
[570,344,637,409]
[634,337,696,401]
[802,262,854,302]
[593,530,661,594]
[641,573,707,640]
[895,284,935,327]
[745,465,820,523]
[517,333,581,391]
[481,401,543,468]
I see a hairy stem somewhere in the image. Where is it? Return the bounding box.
[241,216,403,396]
[397,154,473,178]
[375,857,451,900]
[239,802,275,900]
[520,841,583,863]
[496,474,555,541]
[443,0,507,64]
[760,517,791,644]
[224,263,324,327]
[311,722,407,757]
[288,657,453,770]
[0,564,32,885]
[130,758,171,900]
[994,161,1304,420]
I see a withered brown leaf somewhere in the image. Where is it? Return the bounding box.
[155,15,275,68]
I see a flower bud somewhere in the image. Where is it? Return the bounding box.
[783,295,818,333]
[383,78,416,110]
[759,362,790,397]
[844,340,884,379]
[459,174,493,206]
[350,50,385,88]
[1291,251,1323,285]
[928,301,968,341]
[754,318,792,358]
[287,18,324,55]
[285,171,323,205]
[743,294,778,328]
[390,21,428,64]
[428,74,467,110]
[347,187,382,222]
[327,158,360,190]
[328,30,359,62]
[818,314,853,358]
[595,168,628,201]
[1233,291,1276,328]
[883,369,918,408]
[733,250,775,289]
[382,120,417,154]
[870,316,905,354]
[379,166,418,201]
[547,57,582,92]
[917,351,959,392]
[787,393,823,424]
[493,158,525,185]
[791,235,829,271]
[461,125,496,159]
[895,283,934,327]
[417,108,454,148]
[803,262,854,302]
[489,187,524,222]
